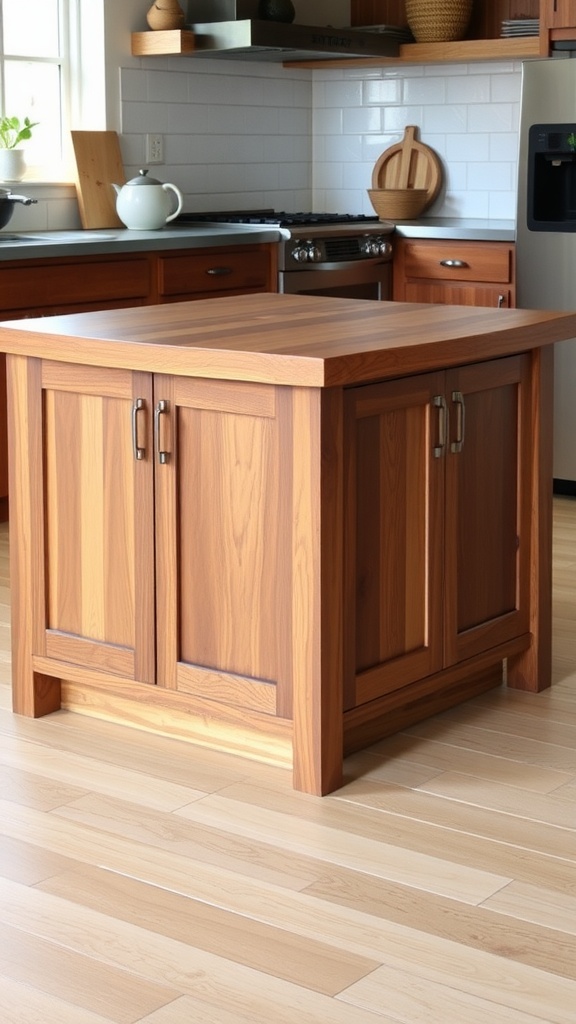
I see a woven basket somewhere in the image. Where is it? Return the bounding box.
[368,188,429,220]
[405,0,473,42]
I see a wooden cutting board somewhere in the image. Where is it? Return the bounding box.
[71,130,126,229]
[371,126,442,209]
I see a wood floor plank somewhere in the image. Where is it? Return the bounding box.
[418,700,576,745]
[415,771,576,827]
[2,493,576,1023]
[36,865,380,995]
[181,780,576,896]
[0,703,290,796]
[303,868,576,983]
[400,717,576,771]
[0,795,321,891]
[0,763,89,810]
[0,732,208,810]
[0,921,180,1023]
[0,834,81,885]
[0,877,395,1024]
[0,975,117,1024]
[337,962,557,1024]
[173,788,511,903]
[482,879,576,934]
[355,730,574,793]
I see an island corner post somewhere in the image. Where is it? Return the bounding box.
[1,294,575,795]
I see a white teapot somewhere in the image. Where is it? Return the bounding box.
[112,169,183,230]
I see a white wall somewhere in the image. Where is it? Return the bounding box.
[12,1,523,227]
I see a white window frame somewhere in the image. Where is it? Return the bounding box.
[0,0,107,183]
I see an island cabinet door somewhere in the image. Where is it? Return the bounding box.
[10,358,156,685]
[443,354,532,665]
[153,374,294,726]
[343,371,446,709]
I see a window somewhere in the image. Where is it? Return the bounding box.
[0,0,106,181]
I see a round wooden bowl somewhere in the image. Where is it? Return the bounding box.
[367,188,429,220]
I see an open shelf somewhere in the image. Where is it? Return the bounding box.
[131,29,543,65]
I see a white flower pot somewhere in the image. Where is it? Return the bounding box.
[0,149,26,183]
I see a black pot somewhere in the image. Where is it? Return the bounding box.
[0,188,38,230]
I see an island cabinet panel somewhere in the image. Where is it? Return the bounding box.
[0,354,6,520]
[16,360,156,685]
[344,355,532,710]
[343,371,445,708]
[153,374,294,719]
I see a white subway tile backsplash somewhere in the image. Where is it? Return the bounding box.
[115,59,522,220]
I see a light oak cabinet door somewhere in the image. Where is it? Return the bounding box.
[153,373,294,719]
[344,354,531,709]
[16,361,156,682]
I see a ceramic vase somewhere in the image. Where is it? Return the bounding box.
[0,149,26,183]
[405,0,473,42]
[146,0,185,31]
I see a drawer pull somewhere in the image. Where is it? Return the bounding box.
[432,395,448,459]
[132,398,146,461]
[451,391,466,454]
[154,399,170,465]
[440,259,469,268]
[206,266,233,276]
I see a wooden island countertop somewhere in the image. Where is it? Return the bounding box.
[2,293,576,795]
[2,292,576,386]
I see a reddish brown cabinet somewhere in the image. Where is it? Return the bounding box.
[0,242,276,521]
[393,238,516,309]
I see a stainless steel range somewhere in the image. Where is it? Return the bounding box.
[178,211,395,301]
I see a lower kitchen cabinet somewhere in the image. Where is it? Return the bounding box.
[344,355,531,712]
[14,360,292,715]
[6,316,545,792]
[393,237,516,308]
[0,242,276,520]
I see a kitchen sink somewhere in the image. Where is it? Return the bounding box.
[0,231,119,243]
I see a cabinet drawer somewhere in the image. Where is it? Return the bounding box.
[0,257,151,311]
[402,241,513,283]
[158,249,271,297]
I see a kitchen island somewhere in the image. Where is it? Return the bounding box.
[2,293,575,795]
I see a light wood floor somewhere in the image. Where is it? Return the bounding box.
[1,500,576,1024]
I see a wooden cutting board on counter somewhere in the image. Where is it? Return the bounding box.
[71,130,126,229]
[371,126,442,209]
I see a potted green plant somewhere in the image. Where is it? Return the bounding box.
[0,115,39,183]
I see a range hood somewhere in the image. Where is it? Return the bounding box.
[184,1,402,62]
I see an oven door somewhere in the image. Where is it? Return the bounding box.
[279,258,392,301]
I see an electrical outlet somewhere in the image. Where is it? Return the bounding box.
[146,133,164,164]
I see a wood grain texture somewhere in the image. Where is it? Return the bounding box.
[71,131,126,230]
[1,496,576,1020]
[2,294,576,388]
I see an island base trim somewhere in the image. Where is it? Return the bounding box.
[60,681,294,770]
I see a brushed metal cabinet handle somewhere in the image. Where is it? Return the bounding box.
[154,399,170,464]
[432,395,448,458]
[132,398,145,461]
[206,266,233,276]
[451,391,466,454]
[439,259,469,268]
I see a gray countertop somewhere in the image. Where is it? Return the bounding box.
[0,223,289,261]
[0,218,515,262]
[393,218,516,241]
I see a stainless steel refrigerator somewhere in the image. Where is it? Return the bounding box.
[517,57,576,493]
